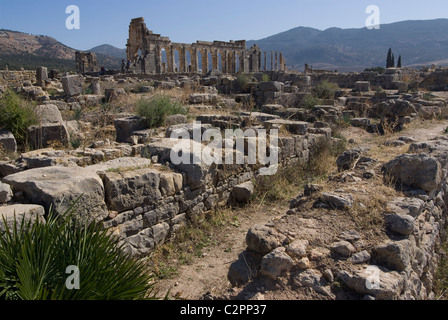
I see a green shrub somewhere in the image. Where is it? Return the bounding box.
[236,74,251,92]
[312,80,339,100]
[136,95,187,129]
[0,90,37,146]
[0,202,154,300]
[262,73,271,82]
[302,94,319,109]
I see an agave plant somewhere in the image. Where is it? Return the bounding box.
[0,201,155,300]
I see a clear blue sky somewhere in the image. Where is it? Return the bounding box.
[1,0,447,50]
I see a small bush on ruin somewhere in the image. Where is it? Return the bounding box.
[136,95,188,129]
[262,73,271,82]
[0,90,37,146]
[236,74,252,93]
[302,94,319,109]
[0,201,155,300]
[312,80,339,100]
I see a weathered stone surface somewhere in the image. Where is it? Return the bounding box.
[338,265,405,300]
[0,181,13,203]
[336,149,361,171]
[354,81,370,92]
[114,116,147,143]
[387,197,425,218]
[293,269,333,297]
[166,114,187,126]
[348,250,371,264]
[87,157,152,174]
[62,75,83,97]
[261,247,294,280]
[350,118,371,128]
[372,240,413,271]
[102,168,162,213]
[228,253,258,286]
[246,224,281,254]
[105,88,126,102]
[144,138,213,190]
[3,166,108,221]
[264,119,308,135]
[286,239,309,259]
[385,214,416,236]
[258,81,284,92]
[0,129,17,153]
[0,204,45,232]
[35,104,63,124]
[321,192,354,209]
[28,123,69,149]
[330,240,356,258]
[232,181,254,204]
[383,153,442,197]
[165,123,213,139]
[36,67,48,87]
[189,93,218,105]
[384,100,416,117]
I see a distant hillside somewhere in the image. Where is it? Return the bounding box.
[0,30,125,72]
[90,44,126,59]
[0,29,76,71]
[89,44,126,70]
[248,19,448,72]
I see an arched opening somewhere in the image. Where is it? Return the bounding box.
[208,51,213,73]
[174,49,180,73]
[217,52,223,72]
[235,53,240,73]
[186,50,192,73]
[197,50,203,74]
[161,48,168,73]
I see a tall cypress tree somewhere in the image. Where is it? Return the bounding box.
[397,55,402,68]
[386,48,393,68]
[391,53,395,68]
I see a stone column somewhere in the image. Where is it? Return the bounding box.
[275,52,278,71]
[212,50,218,71]
[201,49,208,75]
[264,52,267,71]
[191,49,198,73]
[168,48,175,73]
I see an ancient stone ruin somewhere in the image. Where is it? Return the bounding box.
[126,17,286,75]
[75,51,99,74]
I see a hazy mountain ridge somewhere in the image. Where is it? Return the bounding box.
[0,30,124,71]
[247,19,448,71]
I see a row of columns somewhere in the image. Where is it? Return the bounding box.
[156,46,247,75]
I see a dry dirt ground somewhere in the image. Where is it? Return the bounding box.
[153,119,448,300]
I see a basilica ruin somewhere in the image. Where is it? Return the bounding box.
[126,17,287,75]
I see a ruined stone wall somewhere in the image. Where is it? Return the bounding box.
[0,70,36,86]
[75,52,99,74]
[102,129,328,257]
[126,17,286,75]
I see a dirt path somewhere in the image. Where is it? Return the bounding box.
[153,202,289,300]
[153,119,448,300]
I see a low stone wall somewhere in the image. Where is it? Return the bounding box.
[0,70,36,86]
[105,128,329,256]
[0,120,330,257]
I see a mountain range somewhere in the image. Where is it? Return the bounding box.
[247,19,448,72]
[1,19,448,73]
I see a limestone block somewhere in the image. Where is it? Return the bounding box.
[0,129,17,153]
[3,166,108,221]
[0,204,45,232]
[102,168,162,213]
